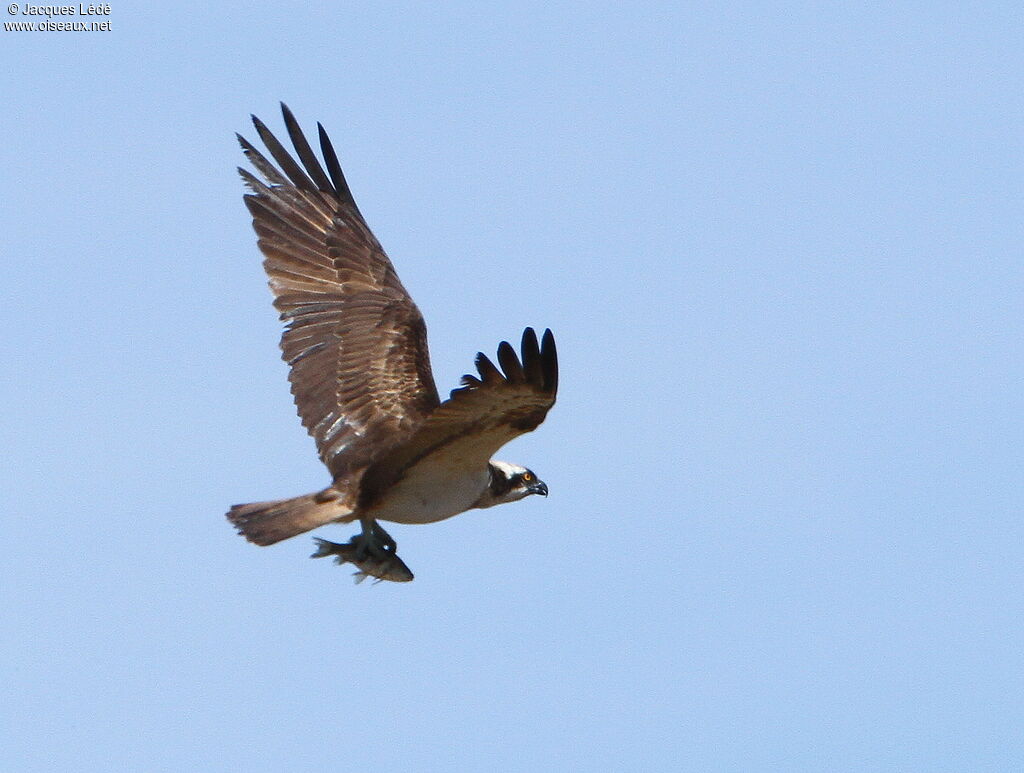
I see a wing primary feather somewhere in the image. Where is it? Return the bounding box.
[280,103,335,194]
[240,170,317,225]
[251,114,316,192]
[497,341,525,383]
[449,373,482,398]
[237,166,262,192]
[237,134,289,186]
[521,327,543,386]
[317,122,362,216]
[475,352,503,384]
[541,328,558,393]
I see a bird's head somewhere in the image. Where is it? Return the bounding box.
[477,461,548,508]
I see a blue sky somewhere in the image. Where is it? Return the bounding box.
[3,2,1022,770]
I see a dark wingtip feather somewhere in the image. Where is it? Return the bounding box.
[237,166,260,191]
[541,329,558,394]
[250,111,315,192]
[317,122,360,214]
[280,103,335,193]
[238,131,289,187]
[497,341,525,383]
[521,327,542,385]
[449,373,483,398]
[475,352,503,384]
[236,133,262,163]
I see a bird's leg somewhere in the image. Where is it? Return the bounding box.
[351,518,397,559]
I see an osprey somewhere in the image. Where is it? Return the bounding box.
[226,104,558,582]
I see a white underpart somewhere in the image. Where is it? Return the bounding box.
[366,455,493,525]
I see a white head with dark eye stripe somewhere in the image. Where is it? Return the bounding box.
[474,461,549,509]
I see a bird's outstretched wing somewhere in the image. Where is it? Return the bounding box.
[359,328,558,501]
[238,104,440,479]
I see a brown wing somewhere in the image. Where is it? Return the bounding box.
[359,328,558,502]
[238,103,440,480]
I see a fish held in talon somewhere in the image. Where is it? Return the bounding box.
[310,538,414,584]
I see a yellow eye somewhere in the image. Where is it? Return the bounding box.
[522,472,533,482]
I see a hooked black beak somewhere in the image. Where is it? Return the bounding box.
[528,480,548,497]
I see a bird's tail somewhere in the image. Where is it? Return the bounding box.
[226,489,353,546]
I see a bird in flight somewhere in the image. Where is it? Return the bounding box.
[227,104,558,583]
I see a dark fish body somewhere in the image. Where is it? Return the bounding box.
[310,537,414,583]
